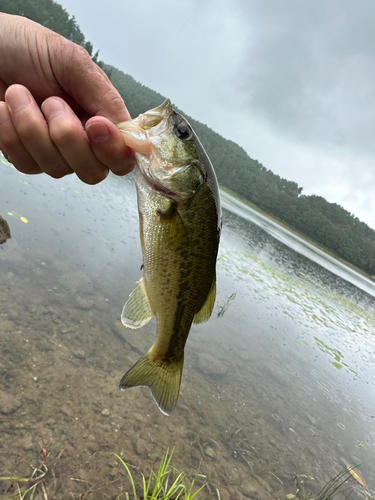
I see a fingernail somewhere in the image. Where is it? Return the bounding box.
[5,85,31,114]
[86,122,110,143]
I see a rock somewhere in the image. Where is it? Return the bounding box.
[0,215,11,244]
[73,350,86,360]
[20,433,33,451]
[135,438,149,458]
[204,446,216,459]
[241,481,260,498]
[75,296,94,309]
[64,443,76,458]
[60,405,73,418]
[101,408,110,416]
[0,390,22,414]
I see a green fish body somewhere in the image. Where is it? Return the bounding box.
[117,100,221,415]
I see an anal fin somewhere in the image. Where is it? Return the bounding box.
[121,277,153,329]
[193,274,216,324]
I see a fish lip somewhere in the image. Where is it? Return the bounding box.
[137,99,173,131]
[116,100,173,152]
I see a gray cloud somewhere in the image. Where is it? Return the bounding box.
[238,0,375,155]
[59,0,375,227]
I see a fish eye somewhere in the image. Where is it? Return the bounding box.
[175,123,192,141]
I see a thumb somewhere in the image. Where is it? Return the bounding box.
[51,40,131,123]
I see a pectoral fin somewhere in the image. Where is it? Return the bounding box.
[121,278,153,329]
[193,274,216,324]
[158,202,188,250]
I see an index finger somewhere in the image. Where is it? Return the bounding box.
[86,117,136,177]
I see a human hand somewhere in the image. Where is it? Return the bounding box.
[0,13,135,184]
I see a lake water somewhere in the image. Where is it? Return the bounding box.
[1,153,374,500]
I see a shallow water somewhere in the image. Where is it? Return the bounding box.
[1,153,374,500]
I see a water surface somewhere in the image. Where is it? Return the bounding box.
[1,154,374,499]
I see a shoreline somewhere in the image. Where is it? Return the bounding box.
[219,185,375,284]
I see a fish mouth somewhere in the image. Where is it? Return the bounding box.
[116,99,172,154]
[137,99,173,130]
[117,99,180,198]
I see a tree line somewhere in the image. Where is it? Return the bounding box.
[2,0,375,275]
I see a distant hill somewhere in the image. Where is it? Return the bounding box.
[1,0,375,275]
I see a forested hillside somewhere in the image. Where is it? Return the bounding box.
[1,0,375,275]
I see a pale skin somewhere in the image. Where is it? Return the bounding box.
[0,13,135,185]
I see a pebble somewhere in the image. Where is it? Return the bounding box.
[101,408,110,416]
[75,296,94,309]
[204,446,216,459]
[20,433,33,451]
[73,350,86,360]
[64,443,76,458]
[0,390,22,415]
[135,438,149,458]
[241,481,260,498]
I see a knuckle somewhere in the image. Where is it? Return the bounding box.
[50,121,79,148]
[110,158,135,177]
[1,136,21,156]
[72,43,91,63]
[13,157,41,175]
[43,159,72,179]
[97,89,130,122]
[16,116,42,142]
[48,169,70,179]
[77,166,108,185]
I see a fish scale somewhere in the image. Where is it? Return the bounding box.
[117,99,221,415]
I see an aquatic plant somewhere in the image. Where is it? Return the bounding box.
[225,427,259,467]
[290,466,368,500]
[114,449,207,500]
[0,443,49,500]
[0,447,209,500]
[217,292,237,318]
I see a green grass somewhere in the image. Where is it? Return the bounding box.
[0,447,208,500]
[114,449,207,500]
[1,446,371,500]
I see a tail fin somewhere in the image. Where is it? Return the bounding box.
[119,351,184,415]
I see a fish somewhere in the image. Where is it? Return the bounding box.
[116,99,221,415]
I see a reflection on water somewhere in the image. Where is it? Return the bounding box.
[1,154,374,499]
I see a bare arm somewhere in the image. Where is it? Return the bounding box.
[0,13,135,184]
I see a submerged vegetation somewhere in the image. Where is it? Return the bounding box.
[0,446,207,500]
[1,445,369,500]
[290,466,364,500]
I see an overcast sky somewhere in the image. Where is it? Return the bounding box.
[60,0,375,229]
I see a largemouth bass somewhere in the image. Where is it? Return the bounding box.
[117,99,221,415]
